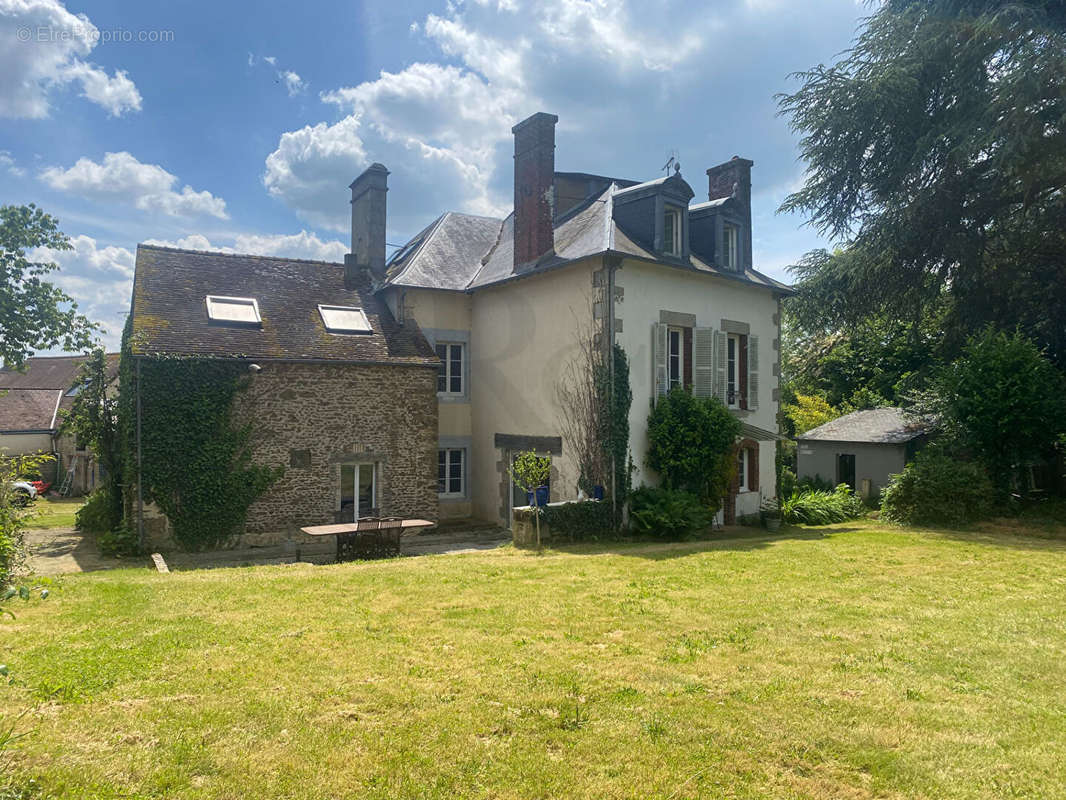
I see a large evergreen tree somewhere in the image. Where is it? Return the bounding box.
[779,1,1066,364]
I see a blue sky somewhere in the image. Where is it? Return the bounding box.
[1,0,867,351]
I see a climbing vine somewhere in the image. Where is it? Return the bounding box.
[118,322,282,550]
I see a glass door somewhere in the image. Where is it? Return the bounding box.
[339,463,377,521]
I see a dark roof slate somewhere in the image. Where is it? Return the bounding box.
[385,183,792,294]
[797,408,930,445]
[130,246,437,365]
[0,354,118,390]
[0,389,62,433]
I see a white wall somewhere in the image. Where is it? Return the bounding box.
[615,259,782,514]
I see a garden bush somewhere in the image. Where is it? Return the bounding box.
[782,484,865,525]
[97,524,139,557]
[540,499,613,541]
[75,488,120,534]
[880,450,993,526]
[629,487,712,539]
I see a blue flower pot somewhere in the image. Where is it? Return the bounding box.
[527,486,549,507]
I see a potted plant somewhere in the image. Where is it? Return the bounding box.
[761,497,782,531]
[510,451,552,549]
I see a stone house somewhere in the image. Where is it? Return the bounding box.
[127,247,439,548]
[128,110,791,547]
[0,354,119,494]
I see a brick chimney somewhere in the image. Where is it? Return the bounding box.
[707,156,754,271]
[345,162,389,288]
[512,112,558,269]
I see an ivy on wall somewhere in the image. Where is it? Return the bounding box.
[118,322,283,550]
[596,344,633,521]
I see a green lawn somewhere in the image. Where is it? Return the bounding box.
[2,521,1065,799]
[23,497,85,531]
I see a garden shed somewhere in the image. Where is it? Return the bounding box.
[796,408,929,499]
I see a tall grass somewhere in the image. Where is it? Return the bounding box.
[781,484,866,525]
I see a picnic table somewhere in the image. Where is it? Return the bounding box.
[300,517,435,561]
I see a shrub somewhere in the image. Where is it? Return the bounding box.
[75,488,120,534]
[881,450,994,527]
[646,389,741,513]
[541,500,613,541]
[97,524,140,557]
[630,487,712,539]
[782,484,865,525]
[797,474,836,493]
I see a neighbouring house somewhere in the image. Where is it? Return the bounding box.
[796,407,930,499]
[128,110,790,549]
[0,354,120,494]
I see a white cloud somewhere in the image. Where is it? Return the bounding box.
[144,230,348,262]
[0,149,25,176]
[29,234,135,349]
[0,0,142,118]
[279,70,306,97]
[40,152,229,219]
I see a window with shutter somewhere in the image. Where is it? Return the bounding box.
[693,327,715,398]
[653,323,668,401]
[747,335,759,410]
[714,330,727,402]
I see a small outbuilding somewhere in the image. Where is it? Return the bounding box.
[796,408,928,499]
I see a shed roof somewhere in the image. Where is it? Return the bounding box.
[0,354,118,391]
[130,245,437,366]
[797,408,929,445]
[0,389,62,434]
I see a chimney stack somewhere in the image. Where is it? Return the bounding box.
[707,156,753,271]
[512,112,558,269]
[346,162,389,288]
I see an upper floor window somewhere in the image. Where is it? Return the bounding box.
[663,206,682,256]
[727,333,743,408]
[436,343,464,395]
[668,327,684,390]
[722,224,738,270]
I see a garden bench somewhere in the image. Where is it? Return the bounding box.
[299,517,435,561]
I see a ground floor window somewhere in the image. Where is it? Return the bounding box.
[737,447,749,492]
[339,463,376,520]
[438,448,465,497]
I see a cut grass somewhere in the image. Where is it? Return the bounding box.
[2,521,1065,799]
[21,497,84,531]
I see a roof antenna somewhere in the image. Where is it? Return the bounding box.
[661,149,680,176]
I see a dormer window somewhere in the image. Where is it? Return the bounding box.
[663,206,682,256]
[319,305,372,334]
[722,224,738,270]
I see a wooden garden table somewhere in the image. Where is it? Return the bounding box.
[300,518,435,561]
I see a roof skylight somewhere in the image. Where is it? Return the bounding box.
[318,305,372,334]
[205,295,262,326]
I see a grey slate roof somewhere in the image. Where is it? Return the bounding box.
[0,389,62,433]
[386,183,792,294]
[130,245,437,366]
[797,408,929,445]
[0,354,118,391]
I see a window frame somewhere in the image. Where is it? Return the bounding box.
[737,447,749,492]
[726,332,742,408]
[663,206,683,257]
[338,462,377,518]
[721,224,738,270]
[667,326,685,391]
[435,342,465,396]
[438,447,466,498]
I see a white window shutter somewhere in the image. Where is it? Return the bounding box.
[713,330,727,402]
[748,334,759,410]
[693,328,715,398]
[653,322,668,401]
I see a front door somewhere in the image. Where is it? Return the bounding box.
[837,454,856,491]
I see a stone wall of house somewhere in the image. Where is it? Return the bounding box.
[229,361,439,545]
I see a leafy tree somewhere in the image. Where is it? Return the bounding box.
[646,389,741,513]
[0,205,97,369]
[509,451,551,549]
[779,2,1066,365]
[61,348,123,533]
[782,393,839,437]
[924,329,1066,496]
